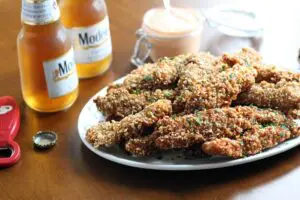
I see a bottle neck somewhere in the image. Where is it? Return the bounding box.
[22,20,62,32]
[21,0,60,26]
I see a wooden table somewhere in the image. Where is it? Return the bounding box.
[1,0,300,199]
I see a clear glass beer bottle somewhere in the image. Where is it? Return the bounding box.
[17,0,79,112]
[59,0,113,79]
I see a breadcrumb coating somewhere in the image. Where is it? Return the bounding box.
[86,100,172,148]
[94,87,175,118]
[254,64,300,83]
[202,126,293,158]
[183,64,257,113]
[87,48,300,159]
[125,106,298,156]
[236,80,300,112]
[123,61,178,91]
[221,48,262,67]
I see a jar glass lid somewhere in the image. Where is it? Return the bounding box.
[201,5,264,37]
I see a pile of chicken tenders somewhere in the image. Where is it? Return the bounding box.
[86,48,300,158]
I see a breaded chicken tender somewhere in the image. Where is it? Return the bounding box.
[87,48,300,159]
[123,61,178,91]
[125,106,298,156]
[236,80,300,112]
[94,86,175,118]
[221,48,262,67]
[182,64,257,113]
[86,100,172,148]
[202,125,293,158]
[254,64,300,83]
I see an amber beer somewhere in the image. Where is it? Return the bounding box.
[17,0,79,112]
[59,0,112,79]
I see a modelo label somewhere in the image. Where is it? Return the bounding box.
[67,16,112,64]
[43,48,78,98]
[21,0,60,25]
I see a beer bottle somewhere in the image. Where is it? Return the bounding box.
[17,0,79,112]
[59,0,112,79]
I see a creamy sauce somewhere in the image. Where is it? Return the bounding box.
[143,8,201,37]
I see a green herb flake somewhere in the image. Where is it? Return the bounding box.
[187,118,193,126]
[148,97,156,103]
[280,132,285,138]
[178,94,184,101]
[261,122,276,128]
[132,89,141,94]
[147,111,154,117]
[143,75,153,81]
[280,124,289,130]
[229,73,236,79]
[222,64,226,71]
[195,117,202,125]
[244,58,251,67]
[164,91,172,97]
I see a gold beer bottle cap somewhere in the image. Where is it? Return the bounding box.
[33,131,57,150]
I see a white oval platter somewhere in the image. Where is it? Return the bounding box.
[78,77,300,171]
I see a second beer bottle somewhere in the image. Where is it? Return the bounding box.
[59,0,113,79]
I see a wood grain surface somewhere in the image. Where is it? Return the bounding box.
[0,0,300,200]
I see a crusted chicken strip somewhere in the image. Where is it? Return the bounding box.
[125,134,159,157]
[254,64,300,83]
[182,64,257,113]
[155,106,297,150]
[173,49,259,113]
[86,100,172,148]
[202,125,293,158]
[236,80,300,112]
[125,106,298,156]
[96,52,218,116]
[221,48,262,67]
[94,87,175,118]
[173,53,219,112]
[123,61,178,91]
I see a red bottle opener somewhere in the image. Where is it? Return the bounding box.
[0,96,21,167]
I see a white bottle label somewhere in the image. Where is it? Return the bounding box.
[21,0,60,25]
[43,48,78,98]
[67,17,112,64]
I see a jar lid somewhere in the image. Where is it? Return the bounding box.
[33,131,57,149]
[202,5,264,37]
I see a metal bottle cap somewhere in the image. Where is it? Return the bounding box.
[33,131,57,149]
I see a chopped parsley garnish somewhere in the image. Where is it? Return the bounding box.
[221,64,226,71]
[143,75,153,81]
[195,117,202,125]
[148,97,156,103]
[244,58,251,67]
[187,118,193,126]
[132,89,141,94]
[261,122,276,128]
[147,111,154,117]
[229,73,236,79]
[178,94,184,101]
[164,91,172,97]
[280,132,285,138]
[280,124,289,130]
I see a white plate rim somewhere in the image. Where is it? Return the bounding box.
[78,76,300,171]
